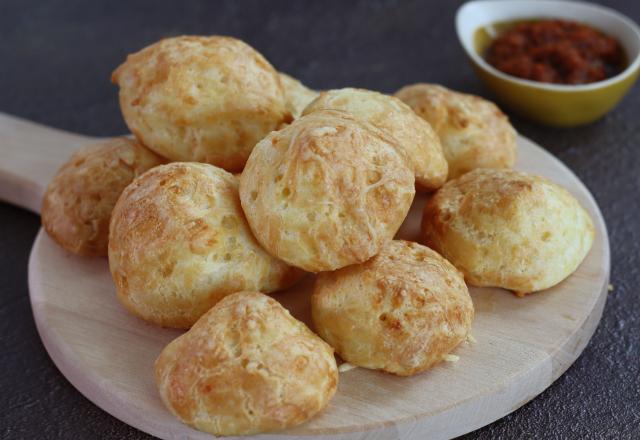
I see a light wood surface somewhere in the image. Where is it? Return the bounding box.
[0,112,610,439]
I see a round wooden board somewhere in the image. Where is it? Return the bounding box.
[25,135,609,440]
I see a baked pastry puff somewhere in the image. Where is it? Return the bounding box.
[312,240,473,376]
[303,88,448,191]
[156,291,338,436]
[41,137,164,256]
[108,163,302,328]
[112,35,291,172]
[239,110,415,272]
[279,72,319,118]
[395,83,517,180]
[421,169,594,295]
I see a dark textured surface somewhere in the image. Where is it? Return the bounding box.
[1,1,638,439]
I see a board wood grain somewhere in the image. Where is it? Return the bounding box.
[0,112,609,439]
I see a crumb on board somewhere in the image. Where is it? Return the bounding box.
[338,362,358,373]
[561,313,576,321]
[442,354,460,363]
[466,333,477,344]
[608,283,614,292]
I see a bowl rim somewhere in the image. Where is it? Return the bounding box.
[456,0,640,92]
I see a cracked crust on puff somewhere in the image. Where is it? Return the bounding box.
[42,137,164,256]
[312,240,473,376]
[108,163,303,328]
[303,88,448,191]
[239,110,415,272]
[155,291,338,436]
[395,83,516,180]
[421,169,595,294]
[112,36,291,171]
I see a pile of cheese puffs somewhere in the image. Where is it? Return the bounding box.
[40,36,594,436]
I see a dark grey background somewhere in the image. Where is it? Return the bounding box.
[1,1,638,439]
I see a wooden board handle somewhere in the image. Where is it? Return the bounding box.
[0,112,94,214]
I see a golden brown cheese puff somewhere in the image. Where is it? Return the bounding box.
[108,163,303,329]
[112,36,291,172]
[422,169,595,295]
[41,137,164,257]
[155,291,338,436]
[395,83,517,180]
[239,110,415,273]
[303,88,448,191]
[279,72,319,119]
[312,240,473,376]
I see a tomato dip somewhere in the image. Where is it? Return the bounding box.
[485,20,625,84]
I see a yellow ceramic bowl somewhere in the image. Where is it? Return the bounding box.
[456,0,640,127]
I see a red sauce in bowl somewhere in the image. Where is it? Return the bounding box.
[485,20,625,85]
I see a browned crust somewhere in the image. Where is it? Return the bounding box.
[112,35,291,171]
[239,110,415,272]
[303,88,448,191]
[312,240,473,376]
[395,83,517,180]
[108,162,303,329]
[155,291,338,436]
[421,168,595,293]
[41,137,165,256]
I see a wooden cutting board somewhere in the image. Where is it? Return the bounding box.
[0,112,610,440]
